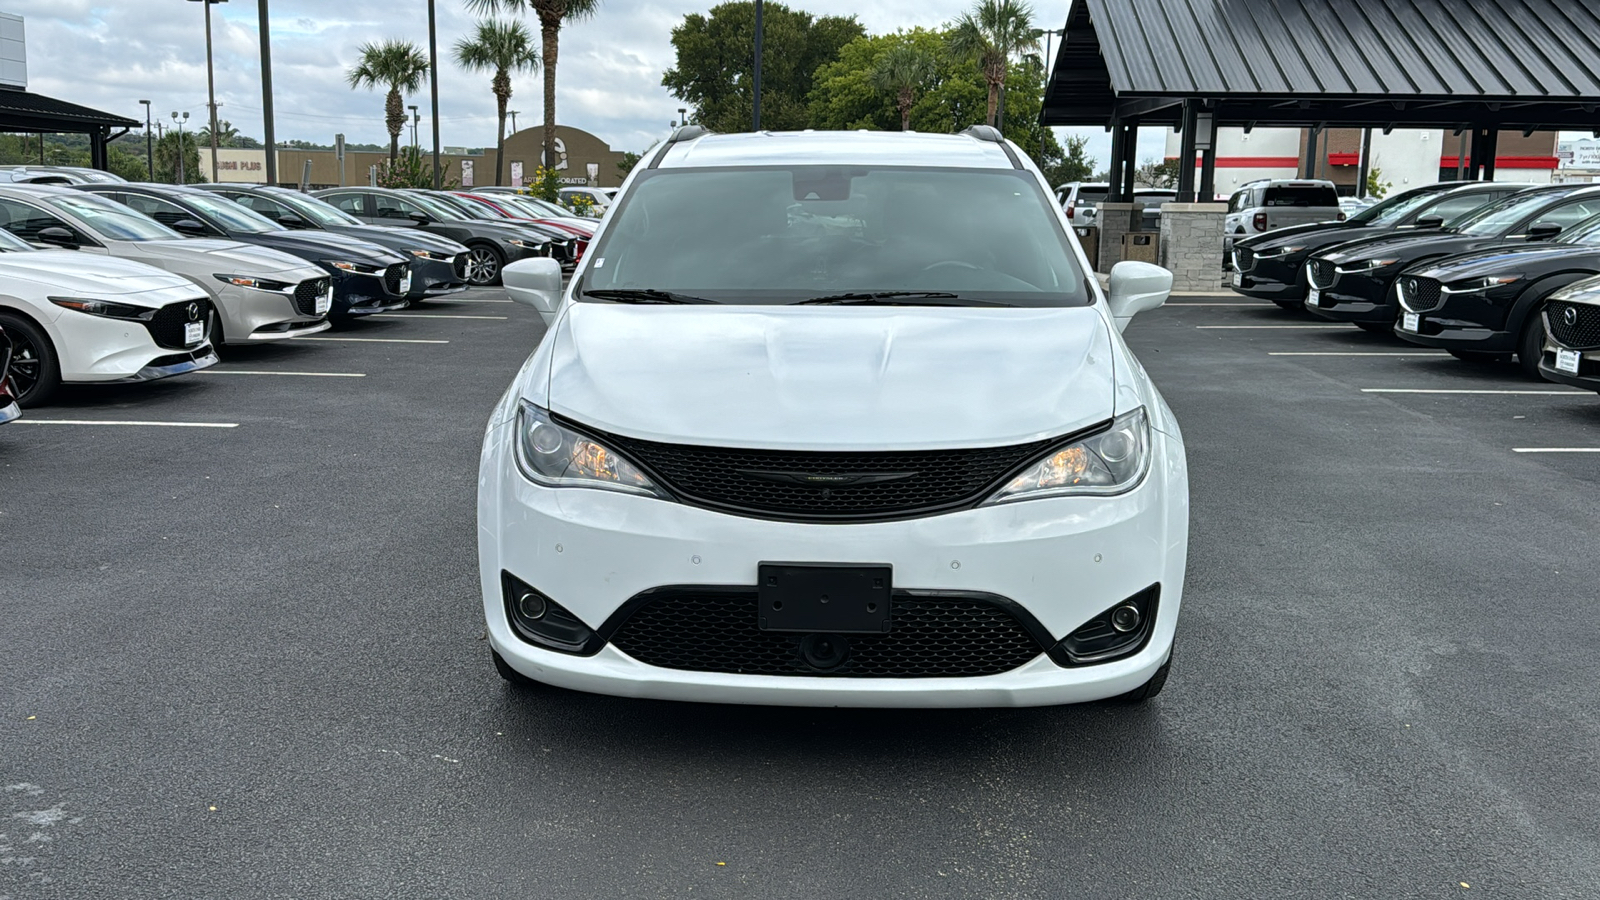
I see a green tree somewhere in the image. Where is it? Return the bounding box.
[465,0,602,185]
[1042,133,1094,186]
[198,119,241,148]
[1134,157,1180,189]
[454,18,540,187]
[949,0,1039,128]
[616,150,643,179]
[663,1,864,134]
[346,39,431,163]
[870,42,936,131]
[379,145,460,189]
[152,131,205,184]
[1366,166,1391,199]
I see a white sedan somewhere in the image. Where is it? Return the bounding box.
[481,128,1187,708]
[0,227,217,406]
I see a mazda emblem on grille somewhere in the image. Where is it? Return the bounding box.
[1566,306,1580,326]
[738,470,918,487]
[186,302,201,321]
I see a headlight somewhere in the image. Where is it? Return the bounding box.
[514,401,666,498]
[49,297,156,321]
[1443,274,1522,295]
[1254,245,1306,258]
[1339,257,1401,272]
[325,260,358,271]
[986,408,1151,503]
[214,274,291,291]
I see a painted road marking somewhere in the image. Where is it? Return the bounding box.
[200,370,366,377]
[371,313,508,321]
[1197,324,1351,329]
[15,419,238,428]
[1512,448,1600,453]
[1167,302,1274,306]
[1361,389,1590,395]
[294,337,450,344]
[1270,351,1447,357]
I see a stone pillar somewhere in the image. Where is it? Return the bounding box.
[1095,202,1136,274]
[1157,202,1228,291]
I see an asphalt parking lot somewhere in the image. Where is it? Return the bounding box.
[2,289,1597,898]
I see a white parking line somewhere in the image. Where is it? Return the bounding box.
[15,419,238,428]
[1197,324,1351,329]
[1167,302,1273,306]
[1361,388,1590,395]
[426,297,514,303]
[1512,448,1600,453]
[200,370,366,377]
[1270,351,1446,356]
[294,337,450,344]
[371,313,508,321]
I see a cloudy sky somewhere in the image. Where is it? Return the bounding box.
[7,0,1166,167]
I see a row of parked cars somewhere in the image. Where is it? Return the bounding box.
[0,169,595,416]
[1231,179,1600,393]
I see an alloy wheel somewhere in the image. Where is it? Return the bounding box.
[467,248,500,285]
[7,330,42,402]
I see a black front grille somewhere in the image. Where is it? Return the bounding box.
[383,264,406,295]
[1399,276,1442,313]
[1308,258,1336,288]
[599,428,1067,521]
[1546,300,1600,349]
[144,298,211,349]
[608,590,1046,677]
[293,278,330,315]
[1234,247,1255,271]
[452,253,468,278]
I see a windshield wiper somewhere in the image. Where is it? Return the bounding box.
[580,288,719,305]
[796,291,1005,307]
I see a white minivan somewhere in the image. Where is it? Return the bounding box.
[481,127,1189,708]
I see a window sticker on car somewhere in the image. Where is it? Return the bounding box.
[593,258,604,268]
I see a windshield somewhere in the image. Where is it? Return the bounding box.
[1454,192,1570,237]
[44,195,180,241]
[268,189,363,227]
[0,227,33,251]
[447,195,505,220]
[579,166,1090,307]
[184,193,283,234]
[1555,213,1600,246]
[407,194,468,221]
[1262,185,1339,207]
[499,195,562,218]
[1349,188,1441,226]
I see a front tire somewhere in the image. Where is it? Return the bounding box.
[1517,304,1549,379]
[465,244,505,286]
[0,312,61,407]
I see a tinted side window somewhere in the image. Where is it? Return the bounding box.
[371,194,421,219]
[1425,193,1503,224]
[0,198,74,241]
[122,193,198,228]
[323,192,366,216]
[1263,185,1340,207]
[1228,191,1247,212]
[234,194,291,219]
[1528,198,1600,232]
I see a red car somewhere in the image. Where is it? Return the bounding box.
[0,323,20,425]
[447,191,594,262]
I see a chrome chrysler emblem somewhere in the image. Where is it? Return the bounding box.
[1565,306,1579,326]
[738,470,917,487]
[186,301,201,321]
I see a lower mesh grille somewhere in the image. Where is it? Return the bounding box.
[144,298,211,349]
[1398,275,1442,313]
[1234,247,1255,271]
[1307,258,1336,288]
[1546,300,1600,349]
[383,264,406,295]
[293,278,331,315]
[607,589,1046,677]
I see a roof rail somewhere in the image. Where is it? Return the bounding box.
[647,125,712,169]
[959,124,1022,169]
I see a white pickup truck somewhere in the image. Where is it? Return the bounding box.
[1224,179,1345,255]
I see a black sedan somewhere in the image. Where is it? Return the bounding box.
[1536,274,1600,393]
[75,184,412,319]
[0,323,19,425]
[1391,214,1600,374]
[192,184,470,301]
[1231,181,1524,309]
[1303,184,1600,332]
[408,190,580,269]
[313,187,553,286]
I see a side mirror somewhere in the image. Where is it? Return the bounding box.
[502,257,564,326]
[1414,214,1446,229]
[277,214,308,229]
[35,226,78,249]
[408,212,433,226]
[1106,261,1173,332]
[1527,222,1562,241]
[171,218,210,237]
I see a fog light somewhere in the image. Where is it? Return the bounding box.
[516,590,548,621]
[500,571,600,656]
[1110,604,1141,633]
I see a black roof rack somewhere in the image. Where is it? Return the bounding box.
[647,126,712,169]
[959,124,1021,169]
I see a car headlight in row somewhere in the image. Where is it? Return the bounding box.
[214,274,291,291]
[506,239,545,249]
[1337,257,1400,273]
[987,408,1151,504]
[49,297,157,321]
[514,401,666,498]
[409,249,452,260]
[1443,274,1522,295]
[322,259,385,274]
[1253,245,1306,258]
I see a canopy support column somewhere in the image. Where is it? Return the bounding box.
[1176,101,1198,203]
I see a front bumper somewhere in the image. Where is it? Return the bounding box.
[1536,337,1600,392]
[1305,269,1399,323]
[1229,252,1311,300]
[477,422,1188,708]
[111,346,218,382]
[50,307,216,383]
[409,255,468,298]
[216,282,328,344]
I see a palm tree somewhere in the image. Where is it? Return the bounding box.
[198,119,240,148]
[949,0,1039,129]
[346,39,432,163]
[454,19,540,187]
[465,0,601,181]
[871,44,937,132]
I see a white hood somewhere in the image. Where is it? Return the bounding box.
[0,249,193,295]
[126,239,321,277]
[541,304,1116,450]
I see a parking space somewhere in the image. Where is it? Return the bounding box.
[3,288,1599,897]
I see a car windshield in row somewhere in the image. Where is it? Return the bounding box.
[1348,189,1443,226]
[408,194,468,222]
[1555,214,1600,246]
[266,189,363,227]
[578,166,1090,308]
[1262,185,1339,207]
[184,193,282,234]
[0,228,33,251]
[45,195,179,242]
[1455,190,1598,237]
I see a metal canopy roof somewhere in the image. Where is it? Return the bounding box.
[1042,0,1600,129]
[0,86,139,134]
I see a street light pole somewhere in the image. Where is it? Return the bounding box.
[409,105,419,149]
[752,0,763,131]
[427,0,442,190]
[679,107,687,128]
[509,110,518,133]
[258,0,278,186]
[172,111,190,184]
[139,100,153,180]
[190,0,228,183]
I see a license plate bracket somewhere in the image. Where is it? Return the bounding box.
[1555,348,1581,374]
[1402,312,1419,332]
[184,321,204,345]
[758,563,892,634]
